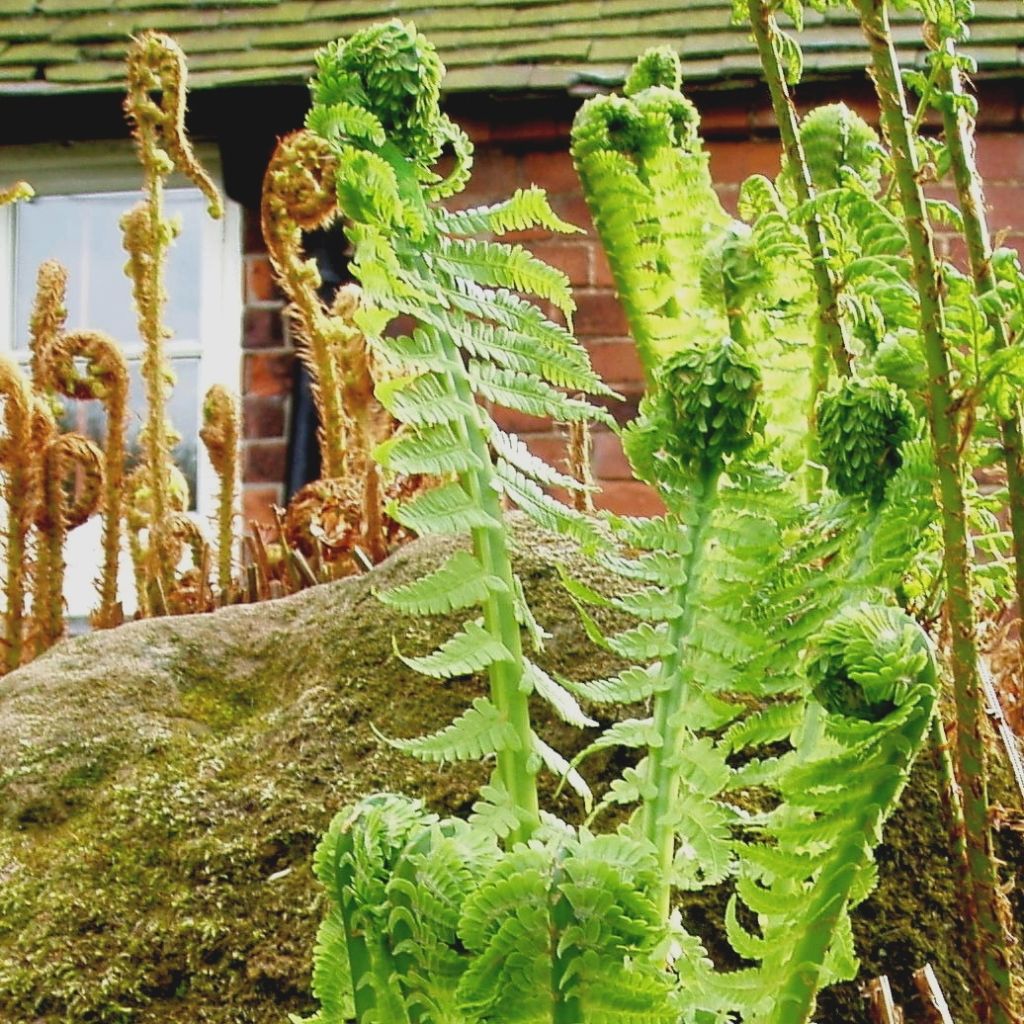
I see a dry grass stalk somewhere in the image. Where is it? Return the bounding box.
[864,975,904,1024]
[914,964,956,1024]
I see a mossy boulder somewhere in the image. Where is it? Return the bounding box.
[0,522,1019,1023]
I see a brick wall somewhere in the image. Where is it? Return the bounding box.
[237,81,1024,521]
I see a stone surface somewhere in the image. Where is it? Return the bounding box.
[0,522,1020,1023]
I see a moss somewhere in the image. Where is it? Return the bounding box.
[0,520,1020,1023]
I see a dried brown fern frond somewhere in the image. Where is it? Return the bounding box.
[199,384,240,595]
[28,259,68,402]
[0,357,40,672]
[46,323,129,629]
[124,32,221,217]
[123,463,190,618]
[122,31,223,598]
[31,431,104,655]
[261,130,352,479]
[163,510,212,614]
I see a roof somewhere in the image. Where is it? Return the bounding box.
[1,0,1022,95]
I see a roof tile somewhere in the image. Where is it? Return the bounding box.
[0,0,1020,95]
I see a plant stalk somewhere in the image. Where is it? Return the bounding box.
[642,466,720,920]
[747,0,852,500]
[440,336,541,846]
[854,2,1017,1018]
[934,37,1024,636]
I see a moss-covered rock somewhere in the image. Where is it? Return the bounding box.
[0,522,1019,1023]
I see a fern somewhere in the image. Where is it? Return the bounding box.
[711,605,937,1024]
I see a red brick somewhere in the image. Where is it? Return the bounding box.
[550,193,593,233]
[243,439,287,484]
[243,306,286,351]
[707,140,782,185]
[243,484,282,528]
[245,351,294,398]
[976,134,1024,183]
[523,148,581,196]
[243,394,287,439]
[591,429,633,480]
[447,147,521,207]
[488,117,571,145]
[245,255,285,304]
[593,480,665,516]
[243,210,267,255]
[714,183,741,218]
[986,184,1024,237]
[696,100,752,137]
[488,403,553,435]
[527,240,590,287]
[591,243,615,289]
[587,339,644,386]
[520,432,570,474]
[574,290,629,338]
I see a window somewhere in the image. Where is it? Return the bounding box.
[0,141,243,619]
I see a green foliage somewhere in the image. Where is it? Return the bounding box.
[296,796,680,1023]
[713,605,937,1024]
[817,376,919,503]
[624,337,764,480]
[297,31,955,1024]
[301,19,609,834]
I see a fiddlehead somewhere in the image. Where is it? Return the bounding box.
[46,328,129,629]
[816,375,918,503]
[27,259,68,403]
[199,384,240,595]
[122,30,223,595]
[261,130,351,479]
[0,357,39,673]
[31,430,104,654]
[715,604,937,1024]
[570,50,724,380]
[123,32,221,217]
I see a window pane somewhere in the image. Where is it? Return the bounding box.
[12,189,204,349]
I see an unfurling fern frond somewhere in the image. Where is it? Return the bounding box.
[302,18,607,851]
[713,604,937,1024]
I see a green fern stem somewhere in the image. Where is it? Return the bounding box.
[439,333,542,846]
[747,0,851,499]
[854,2,1017,1020]
[549,852,583,1024]
[770,704,934,1024]
[642,466,721,920]
[936,39,1024,637]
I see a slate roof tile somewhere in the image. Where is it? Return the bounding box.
[0,0,1020,94]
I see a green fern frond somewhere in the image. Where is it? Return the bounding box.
[440,185,582,236]
[433,236,575,319]
[374,423,483,475]
[387,697,521,763]
[523,659,597,729]
[388,482,499,535]
[398,619,514,679]
[377,550,508,615]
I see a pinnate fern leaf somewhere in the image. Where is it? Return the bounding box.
[378,551,507,616]
[398,619,514,679]
[387,697,521,763]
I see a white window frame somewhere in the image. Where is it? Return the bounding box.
[0,140,243,617]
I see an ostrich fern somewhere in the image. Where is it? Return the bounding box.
[295,30,950,1024]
